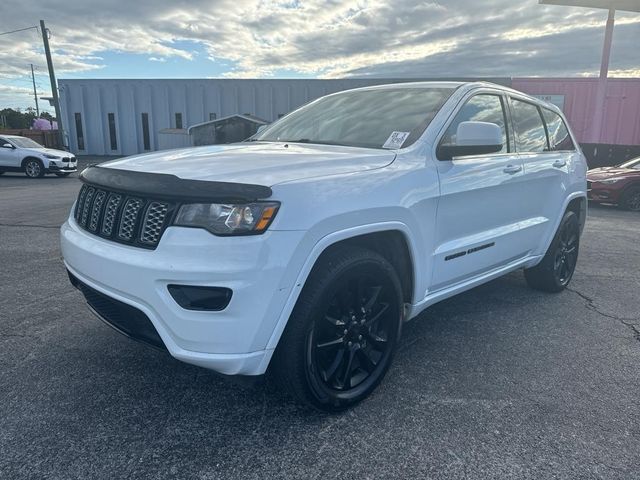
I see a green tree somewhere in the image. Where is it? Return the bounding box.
[0,108,55,129]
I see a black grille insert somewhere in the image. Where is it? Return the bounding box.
[74,184,175,249]
[68,270,166,350]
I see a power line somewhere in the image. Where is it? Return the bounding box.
[0,26,38,36]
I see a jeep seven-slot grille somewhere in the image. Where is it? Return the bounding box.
[74,184,175,249]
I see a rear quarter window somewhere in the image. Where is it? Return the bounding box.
[541,109,575,151]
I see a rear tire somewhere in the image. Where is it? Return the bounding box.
[620,187,640,212]
[524,210,580,293]
[272,245,403,412]
[24,158,44,178]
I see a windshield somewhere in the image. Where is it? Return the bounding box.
[619,157,640,169]
[253,87,455,150]
[10,137,44,149]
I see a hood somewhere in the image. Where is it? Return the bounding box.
[26,147,72,158]
[100,142,396,186]
[587,167,639,181]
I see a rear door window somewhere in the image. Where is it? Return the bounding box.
[440,94,509,154]
[511,99,548,153]
[541,109,575,151]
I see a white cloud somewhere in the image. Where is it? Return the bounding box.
[0,0,639,108]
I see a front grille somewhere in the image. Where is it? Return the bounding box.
[74,184,175,249]
[68,270,166,350]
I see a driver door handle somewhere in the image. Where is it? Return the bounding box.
[553,159,567,168]
[503,164,522,174]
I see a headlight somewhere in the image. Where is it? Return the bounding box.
[174,202,279,235]
[43,154,60,159]
[597,177,624,184]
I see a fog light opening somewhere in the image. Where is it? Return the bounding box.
[167,285,232,311]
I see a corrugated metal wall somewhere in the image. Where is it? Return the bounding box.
[59,77,640,156]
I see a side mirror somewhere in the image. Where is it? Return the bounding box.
[2,143,14,149]
[438,121,503,160]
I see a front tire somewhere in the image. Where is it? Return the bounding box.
[273,245,403,412]
[24,159,44,178]
[524,210,580,293]
[620,187,640,212]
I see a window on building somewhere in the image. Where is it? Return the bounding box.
[74,113,85,150]
[541,109,575,151]
[511,99,548,153]
[107,113,117,150]
[175,113,183,129]
[209,113,217,121]
[141,113,151,151]
[439,94,509,154]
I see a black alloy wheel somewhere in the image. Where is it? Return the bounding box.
[524,210,580,293]
[307,271,398,395]
[553,215,579,287]
[621,187,640,212]
[273,246,403,411]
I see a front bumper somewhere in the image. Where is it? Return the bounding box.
[587,182,621,203]
[61,215,305,375]
[47,161,78,173]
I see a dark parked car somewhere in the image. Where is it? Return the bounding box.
[587,157,640,211]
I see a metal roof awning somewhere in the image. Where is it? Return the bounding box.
[539,0,640,12]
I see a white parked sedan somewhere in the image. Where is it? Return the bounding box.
[0,135,77,178]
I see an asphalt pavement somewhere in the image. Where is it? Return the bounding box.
[1,168,639,479]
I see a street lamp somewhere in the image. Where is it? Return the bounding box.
[539,1,640,144]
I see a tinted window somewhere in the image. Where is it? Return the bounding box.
[440,94,508,153]
[255,87,454,149]
[141,113,151,151]
[619,157,640,169]
[107,113,117,150]
[9,137,42,148]
[542,109,575,151]
[511,99,548,153]
[74,113,85,150]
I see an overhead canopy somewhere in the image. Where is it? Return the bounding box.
[539,0,640,12]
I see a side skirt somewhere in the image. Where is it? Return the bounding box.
[407,254,544,321]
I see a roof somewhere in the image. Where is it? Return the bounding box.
[539,0,640,12]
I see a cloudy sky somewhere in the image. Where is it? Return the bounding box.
[1,0,639,111]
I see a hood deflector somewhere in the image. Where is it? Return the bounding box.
[80,166,273,203]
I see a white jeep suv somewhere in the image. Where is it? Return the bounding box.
[0,135,77,178]
[61,82,587,411]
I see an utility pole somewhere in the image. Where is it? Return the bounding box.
[30,64,40,116]
[40,20,64,148]
[589,7,615,144]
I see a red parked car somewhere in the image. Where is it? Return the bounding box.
[587,157,640,211]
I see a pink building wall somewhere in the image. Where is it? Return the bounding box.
[512,77,640,146]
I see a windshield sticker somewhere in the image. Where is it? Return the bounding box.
[382,131,410,149]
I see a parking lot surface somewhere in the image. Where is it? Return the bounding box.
[1,169,639,479]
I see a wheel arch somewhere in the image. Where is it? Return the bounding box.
[566,195,587,234]
[262,222,420,360]
[318,230,415,306]
[21,156,44,169]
